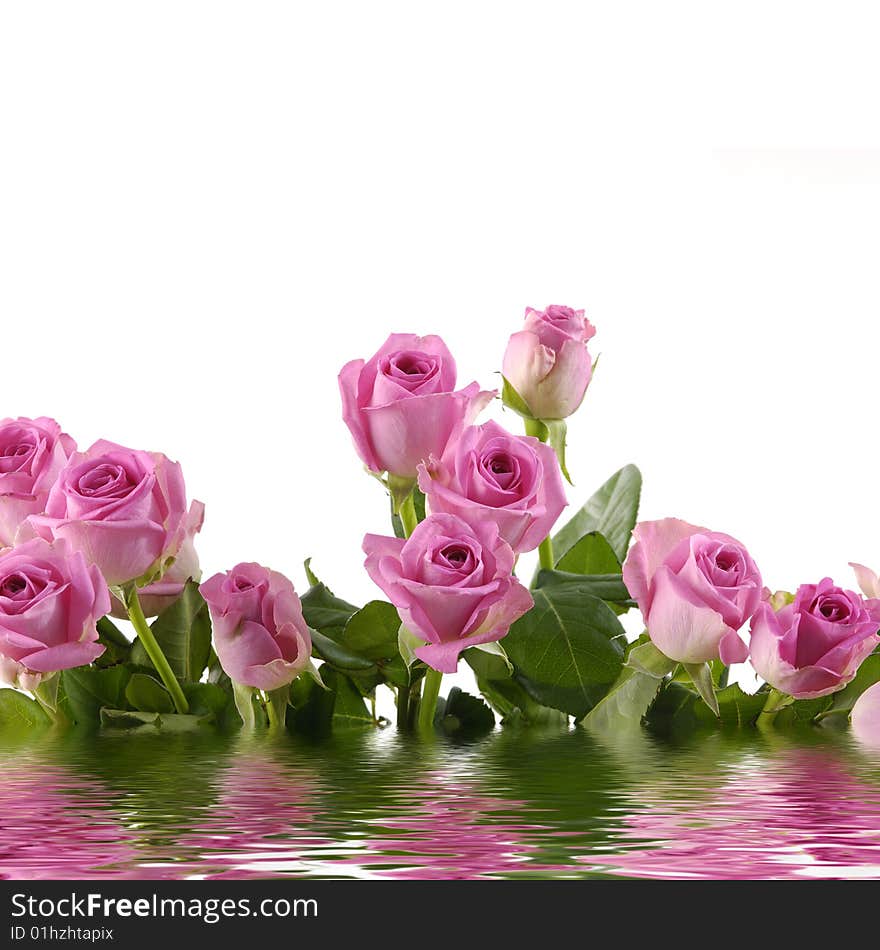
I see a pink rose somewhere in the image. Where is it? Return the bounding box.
[623,518,762,664]
[109,500,205,619]
[502,305,595,420]
[339,333,494,479]
[851,681,880,746]
[200,563,312,691]
[749,579,880,699]
[0,537,110,689]
[416,420,567,554]
[362,513,534,673]
[29,440,202,589]
[0,417,76,547]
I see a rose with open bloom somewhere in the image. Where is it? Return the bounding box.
[0,537,110,691]
[339,333,493,479]
[749,579,880,699]
[29,440,202,589]
[363,513,533,673]
[0,416,76,548]
[623,518,762,664]
[502,305,595,420]
[200,563,312,690]
[417,420,566,554]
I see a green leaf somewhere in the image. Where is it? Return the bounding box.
[288,674,337,735]
[438,687,496,736]
[94,616,132,668]
[471,640,513,675]
[59,666,131,725]
[397,624,425,672]
[391,487,426,539]
[542,419,571,484]
[339,600,410,687]
[310,628,376,671]
[579,666,663,732]
[626,638,677,678]
[579,637,673,732]
[326,669,375,727]
[646,681,766,732]
[303,557,320,587]
[183,682,233,720]
[773,694,833,726]
[556,532,622,575]
[551,464,642,564]
[709,684,767,726]
[823,650,880,718]
[683,662,719,716]
[300,580,359,641]
[533,568,633,606]
[0,689,51,733]
[500,375,534,419]
[125,673,175,713]
[465,648,568,727]
[99,709,209,732]
[502,583,626,719]
[144,580,212,683]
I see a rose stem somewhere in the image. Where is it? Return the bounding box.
[125,587,190,714]
[418,668,443,735]
[265,685,289,732]
[395,489,424,729]
[396,685,410,729]
[399,490,419,538]
[756,686,787,730]
[523,418,556,571]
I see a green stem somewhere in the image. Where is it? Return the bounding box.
[523,417,546,440]
[265,686,289,733]
[126,588,189,714]
[756,687,788,730]
[396,684,410,730]
[537,535,554,571]
[418,668,443,735]
[399,491,419,538]
[524,418,555,570]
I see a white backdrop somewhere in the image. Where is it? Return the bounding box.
[3,2,880,703]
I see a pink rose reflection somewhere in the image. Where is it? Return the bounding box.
[336,774,563,880]
[588,748,880,880]
[173,752,327,879]
[0,764,149,880]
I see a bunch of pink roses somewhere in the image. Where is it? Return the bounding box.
[621,517,880,722]
[2,303,879,741]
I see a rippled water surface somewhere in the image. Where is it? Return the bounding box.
[3,726,880,879]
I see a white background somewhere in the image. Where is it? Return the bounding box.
[3,2,880,702]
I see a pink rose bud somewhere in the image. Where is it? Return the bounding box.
[623,518,762,664]
[200,563,313,691]
[417,420,567,555]
[0,416,76,547]
[28,440,203,589]
[339,333,494,479]
[0,537,110,689]
[362,513,534,673]
[749,579,880,699]
[851,681,880,746]
[502,305,596,420]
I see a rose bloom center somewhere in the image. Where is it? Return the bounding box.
[812,595,852,622]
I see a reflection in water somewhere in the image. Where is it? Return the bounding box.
[2,726,880,879]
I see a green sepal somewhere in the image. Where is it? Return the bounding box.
[683,662,719,716]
